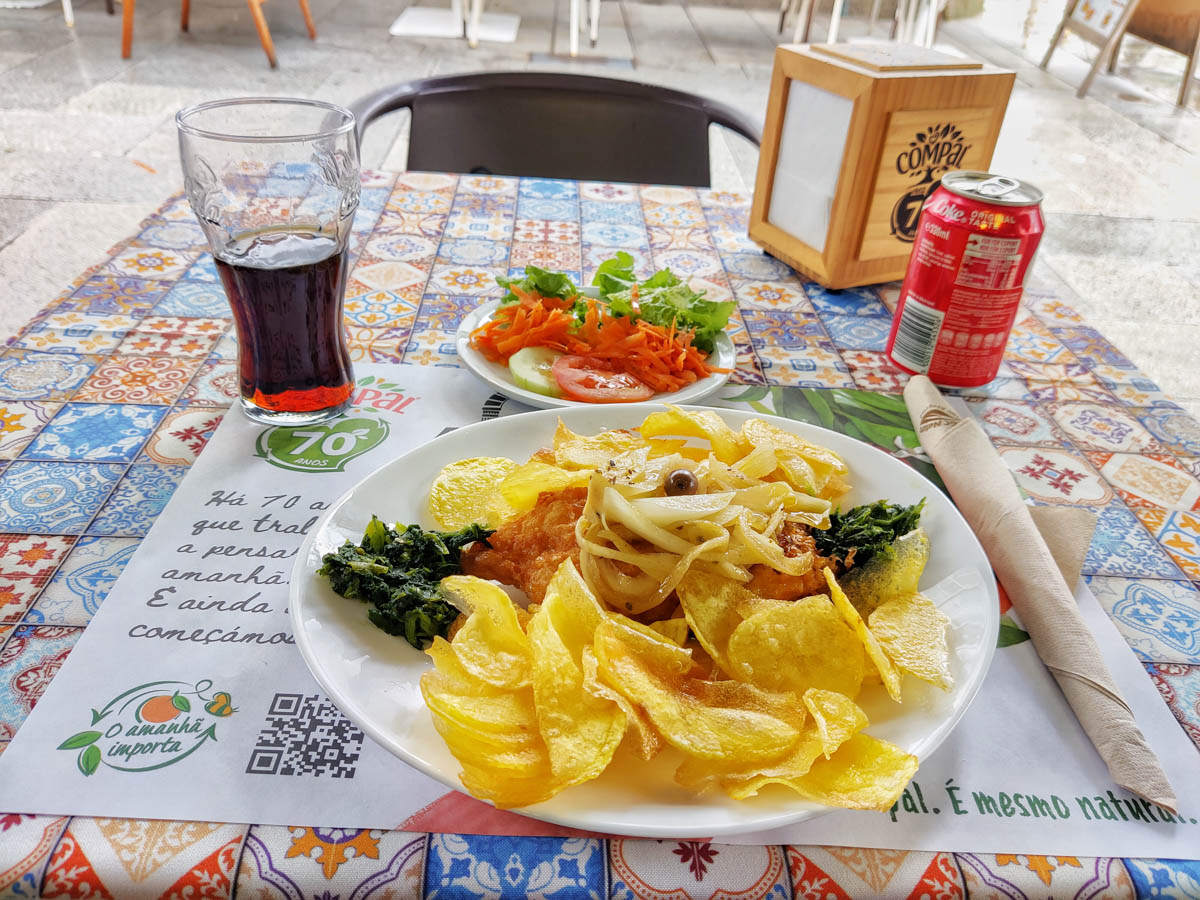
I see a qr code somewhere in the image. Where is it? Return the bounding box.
[246,693,365,778]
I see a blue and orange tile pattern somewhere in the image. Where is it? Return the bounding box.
[0,172,1198,898]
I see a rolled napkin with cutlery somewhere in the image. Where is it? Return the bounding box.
[904,374,1178,813]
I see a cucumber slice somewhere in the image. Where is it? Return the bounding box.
[509,347,564,397]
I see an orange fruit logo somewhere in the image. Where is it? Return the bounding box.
[137,691,190,723]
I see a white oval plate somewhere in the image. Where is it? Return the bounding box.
[455,300,735,410]
[290,404,999,838]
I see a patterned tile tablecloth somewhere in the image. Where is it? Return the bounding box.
[1,171,1199,899]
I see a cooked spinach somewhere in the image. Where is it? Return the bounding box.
[813,499,925,567]
[317,517,493,649]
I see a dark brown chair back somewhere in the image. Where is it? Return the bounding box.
[349,72,761,188]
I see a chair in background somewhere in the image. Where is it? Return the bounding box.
[348,72,761,188]
[1105,0,1200,106]
[777,0,942,47]
[118,0,316,67]
[566,0,601,55]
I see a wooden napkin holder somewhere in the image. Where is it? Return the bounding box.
[749,43,1015,289]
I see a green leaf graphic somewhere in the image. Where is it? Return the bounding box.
[723,385,769,404]
[998,616,1031,648]
[79,744,101,776]
[357,375,376,386]
[58,730,102,750]
[256,417,390,474]
[171,693,191,712]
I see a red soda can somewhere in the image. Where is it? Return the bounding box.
[886,171,1044,388]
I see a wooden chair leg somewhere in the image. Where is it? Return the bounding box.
[181,0,190,32]
[121,0,135,57]
[1106,33,1121,72]
[1179,31,1200,107]
[298,0,317,40]
[1039,16,1068,68]
[105,0,114,14]
[246,0,277,67]
[1076,42,1112,97]
[61,0,74,27]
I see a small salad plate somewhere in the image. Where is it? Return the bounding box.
[455,299,736,410]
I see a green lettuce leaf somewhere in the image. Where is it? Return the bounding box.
[496,265,578,305]
[591,251,638,297]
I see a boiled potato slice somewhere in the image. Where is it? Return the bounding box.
[428,457,519,528]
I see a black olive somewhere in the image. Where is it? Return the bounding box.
[664,468,698,496]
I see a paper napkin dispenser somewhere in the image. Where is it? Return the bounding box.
[749,43,1015,289]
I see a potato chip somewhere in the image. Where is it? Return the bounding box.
[645,438,686,456]
[458,761,561,809]
[841,528,930,616]
[527,578,625,785]
[869,592,953,691]
[553,421,646,469]
[687,679,807,733]
[802,688,868,759]
[690,696,866,800]
[726,594,865,697]
[581,646,663,761]
[648,618,689,646]
[428,709,549,775]
[824,569,902,702]
[440,576,531,690]
[424,637,501,695]
[541,560,607,663]
[646,438,709,463]
[741,419,847,476]
[428,457,519,528]
[421,671,537,734]
[787,733,918,810]
[593,618,801,762]
[499,461,591,512]
[675,571,751,677]
[639,407,744,463]
[674,722,824,797]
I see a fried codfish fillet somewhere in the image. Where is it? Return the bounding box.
[747,522,849,602]
[461,487,587,603]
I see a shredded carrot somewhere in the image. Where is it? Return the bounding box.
[470,294,725,395]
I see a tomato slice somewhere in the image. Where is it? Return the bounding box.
[551,355,654,403]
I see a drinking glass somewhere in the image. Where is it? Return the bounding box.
[177,98,360,425]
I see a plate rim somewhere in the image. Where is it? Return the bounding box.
[289,403,1000,837]
[454,299,735,411]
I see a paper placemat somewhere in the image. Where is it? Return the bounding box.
[0,366,1196,858]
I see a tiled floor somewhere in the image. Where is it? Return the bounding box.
[0,0,1196,413]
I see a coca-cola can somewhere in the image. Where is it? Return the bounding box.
[885,171,1045,388]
